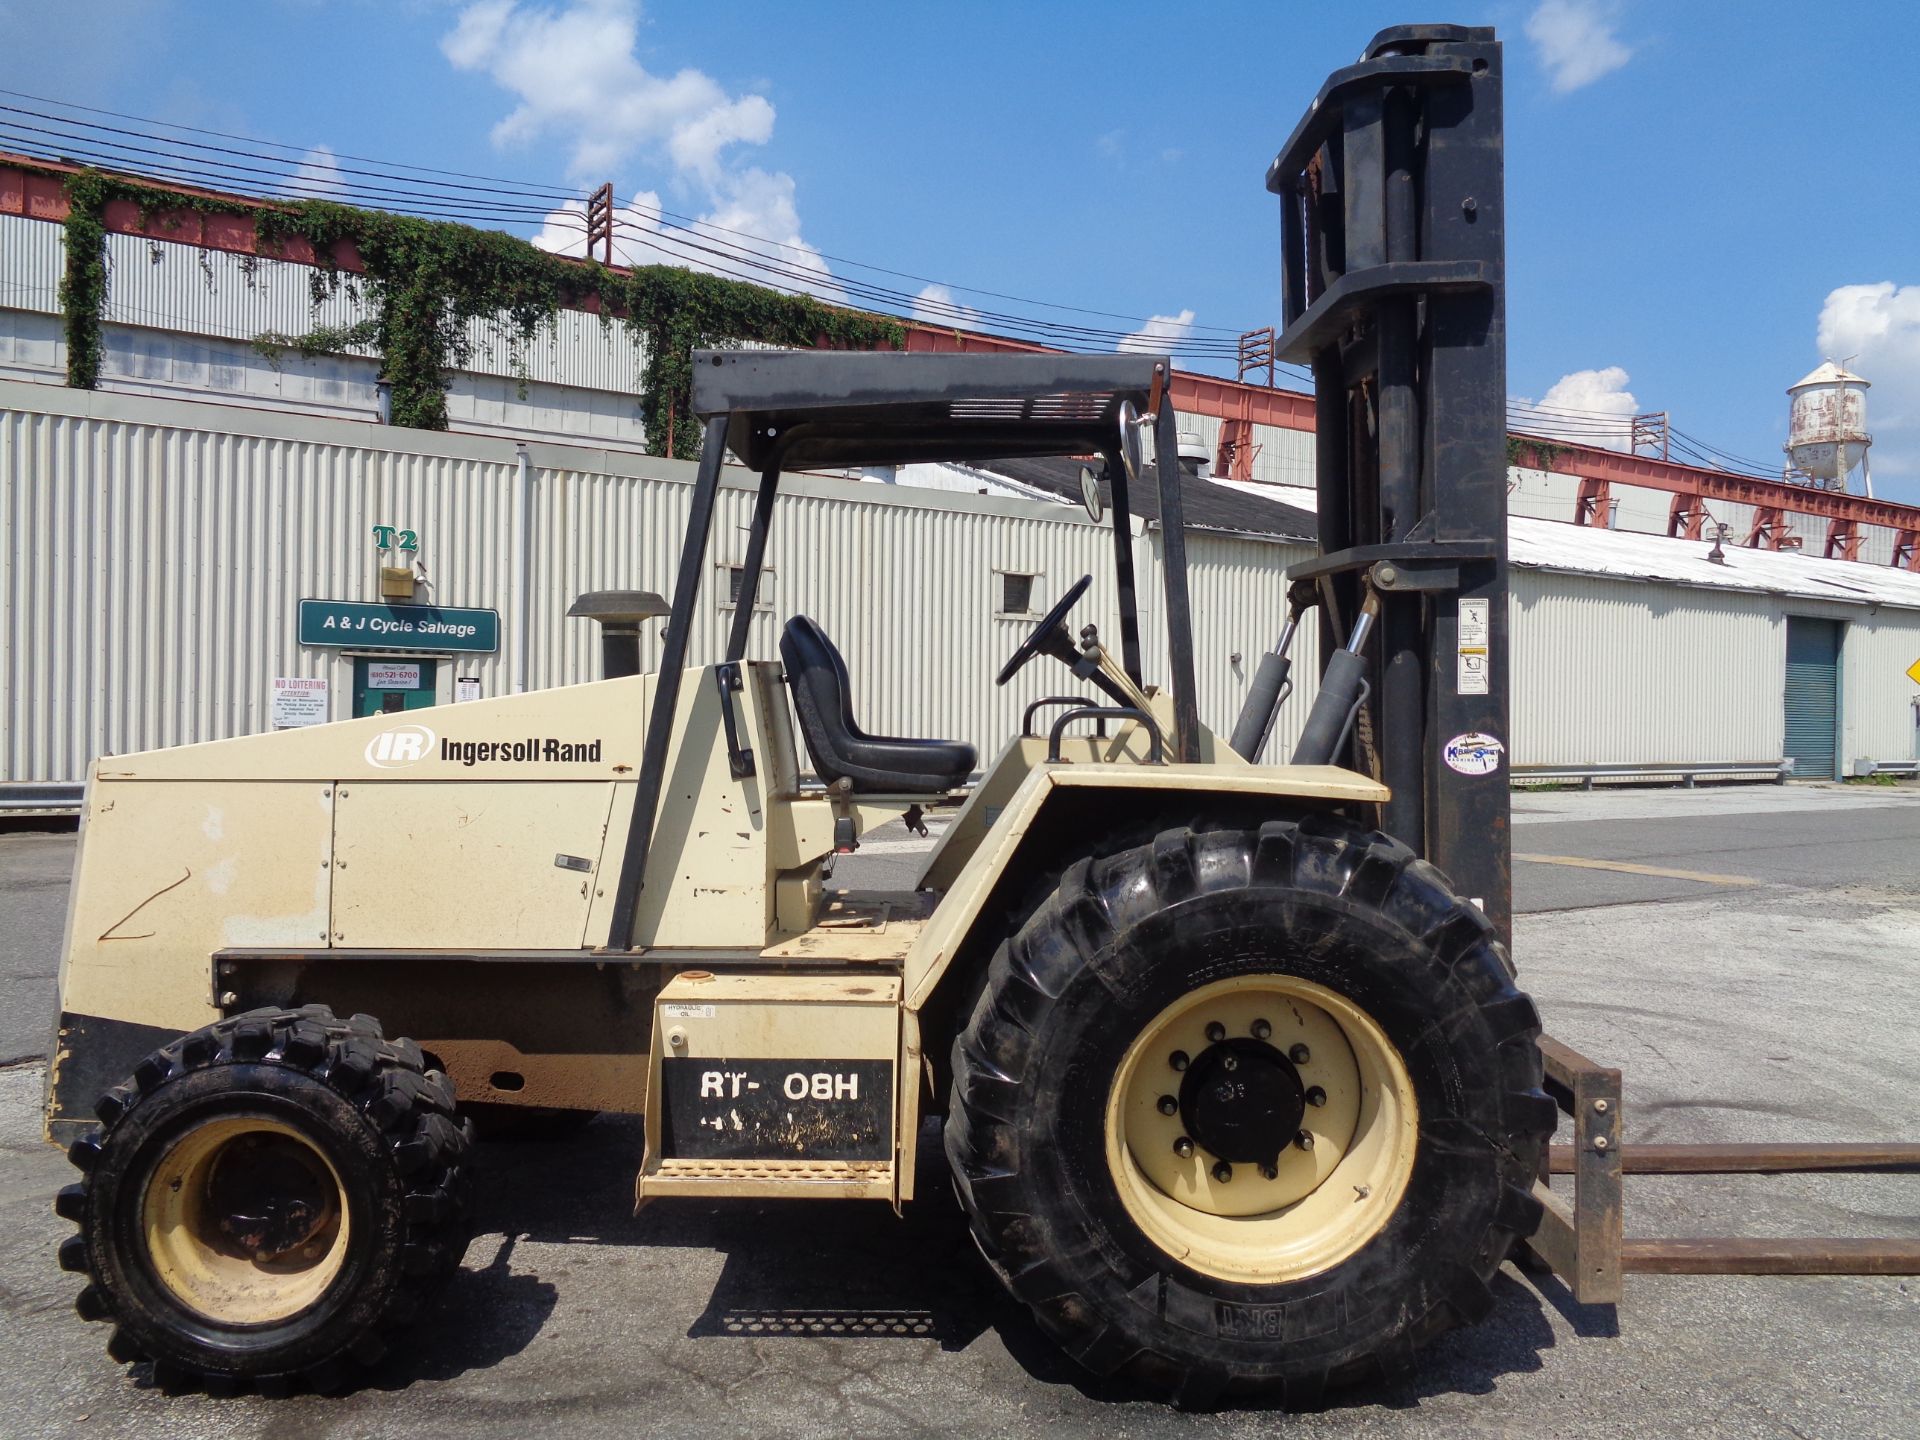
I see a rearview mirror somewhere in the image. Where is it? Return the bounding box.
[1080,465,1104,523]
[1116,400,1145,486]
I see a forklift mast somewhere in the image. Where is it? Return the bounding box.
[1267,24,1512,937]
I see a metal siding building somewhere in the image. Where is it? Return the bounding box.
[6,381,1325,787]
[6,380,1919,792]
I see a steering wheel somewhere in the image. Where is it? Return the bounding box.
[996,574,1092,686]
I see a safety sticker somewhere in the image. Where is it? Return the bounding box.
[1456,598,1489,696]
[1442,731,1505,776]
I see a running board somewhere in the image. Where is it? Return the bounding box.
[639,1158,895,1202]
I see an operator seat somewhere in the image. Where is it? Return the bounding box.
[779,615,976,794]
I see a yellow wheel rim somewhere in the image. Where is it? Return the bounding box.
[1104,974,1418,1284]
[140,1116,351,1325]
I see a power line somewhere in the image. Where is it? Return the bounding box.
[0,87,587,198]
[0,91,1255,342]
[0,90,1789,469]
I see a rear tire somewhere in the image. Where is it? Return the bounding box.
[945,817,1553,1405]
[56,1005,473,1391]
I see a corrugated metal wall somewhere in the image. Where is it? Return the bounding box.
[0,213,61,315]
[8,379,1920,786]
[1509,568,1784,766]
[1843,612,1920,765]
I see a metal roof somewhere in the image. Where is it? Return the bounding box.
[1509,516,1920,610]
[1789,361,1870,391]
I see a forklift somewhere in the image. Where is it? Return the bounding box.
[48,24,1561,1404]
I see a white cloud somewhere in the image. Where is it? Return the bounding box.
[1525,0,1633,94]
[1818,281,1920,478]
[286,144,345,197]
[445,0,838,298]
[442,0,775,181]
[911,283,983,330]
[1516,366,1639,451]
[1117,309,1196,354]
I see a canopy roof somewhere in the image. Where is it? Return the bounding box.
[690,349,1164,471]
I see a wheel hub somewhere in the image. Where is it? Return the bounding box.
[1106,973,1418,1277]
[205,1132,337,1259]
[1177,1037,1305,1168]
[140,1116,351,1325]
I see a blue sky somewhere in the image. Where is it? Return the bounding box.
[4,0,1916,501]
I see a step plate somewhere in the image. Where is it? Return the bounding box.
[639,1157,895,1200]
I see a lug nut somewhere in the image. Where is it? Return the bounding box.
[1169,1050,1189,1072]
[1212,1161,1234,1183]
[1221,1053,1238,1072]
[1260,1162,1279,1181]
[1290,1044,1311,1065]
[1306,1086,1327,1107]
[1173,1136,1195,1158]
[1205,1021,1226,1043]
[1157,1094,1178,1116]
[1251,1018,1272,1040]
[1295,1130,1315,1151]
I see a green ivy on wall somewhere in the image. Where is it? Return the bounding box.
[56,171,109,389]
[58,168,264,392]
[1506,434,1566,470]
[48,166,904,454]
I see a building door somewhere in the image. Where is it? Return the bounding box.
[1783,617,1840,780]
[353,657,438,717]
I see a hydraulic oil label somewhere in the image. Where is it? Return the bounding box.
[660,1058,893,1161]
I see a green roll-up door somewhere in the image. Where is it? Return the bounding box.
[1783,617,1840,779]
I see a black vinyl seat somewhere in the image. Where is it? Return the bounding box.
[779,616,976,794]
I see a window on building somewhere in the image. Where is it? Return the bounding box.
[998,571,1037,617]
[720,563,773,611]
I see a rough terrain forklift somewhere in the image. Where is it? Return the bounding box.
[46,25,1559,1403]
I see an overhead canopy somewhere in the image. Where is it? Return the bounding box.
[689,349,1165,471]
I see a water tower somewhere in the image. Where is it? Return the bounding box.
[1784,361,1872,496]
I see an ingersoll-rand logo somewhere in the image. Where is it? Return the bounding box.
[364,723,604,769]
[364,724,437,769]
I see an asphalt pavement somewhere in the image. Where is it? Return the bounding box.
[2,782,1917,1438]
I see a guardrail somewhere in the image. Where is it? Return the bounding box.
[0,782,83,814]
[1512,762,1791,790]
[1854,759,1919,778]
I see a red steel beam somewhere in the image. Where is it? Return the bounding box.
[1511,434,1920,533]
[1575,476,1611,527]
[1668,491,1711,540]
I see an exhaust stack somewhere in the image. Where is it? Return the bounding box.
[567,590,670,679]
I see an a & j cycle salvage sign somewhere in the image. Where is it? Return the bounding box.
[298,599,500,654]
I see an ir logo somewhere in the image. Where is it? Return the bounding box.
[364,723,437,769]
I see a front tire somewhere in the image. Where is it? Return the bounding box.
[945,818,1554,1405]
[56,1005,473,1391]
